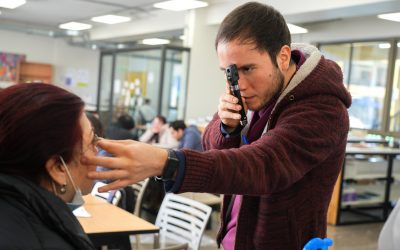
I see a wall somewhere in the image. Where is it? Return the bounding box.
[185,8,223,121]
[0,29,100,108]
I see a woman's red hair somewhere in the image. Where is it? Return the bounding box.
[0,83,84,183]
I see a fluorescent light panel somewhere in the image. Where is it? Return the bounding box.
[378,43,391,49]
[154,0,208,11]
[59,22,92,31]
[287,23,308,34]
[0,0,26,9]
[91,15,131,24]
[378,12,400,22]
[142,38,170,45]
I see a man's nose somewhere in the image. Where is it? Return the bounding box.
[237,74,248,91]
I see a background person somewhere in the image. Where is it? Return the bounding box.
[0,83,96,249]
[169,120,203,151]
[106,113,138,141]
[139,115,178,149]
[135,98,156,126]
[86,111,104,138]
[86,2,351,249]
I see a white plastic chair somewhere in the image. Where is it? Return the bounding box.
[131,178,150,249]
[154,193,212,250]
[131,178,150,217]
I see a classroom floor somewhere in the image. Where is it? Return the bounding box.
[198,211,384,250]
[134,210,384,250]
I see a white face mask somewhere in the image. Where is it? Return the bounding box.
[59,156,85,211]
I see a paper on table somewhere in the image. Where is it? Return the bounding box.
[73,206,91,217]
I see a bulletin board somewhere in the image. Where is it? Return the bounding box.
[0,52,26,82]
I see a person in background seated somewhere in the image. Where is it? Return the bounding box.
[86,111,104,138]
[170,120,203,151]
[85,111,111,183]
[139,115,178,149]
[106,113,138,140]
[139,115,178,220]
[0,83,96,249]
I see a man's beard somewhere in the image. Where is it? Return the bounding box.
[272,70,285,100]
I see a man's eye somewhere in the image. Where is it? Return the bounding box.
[243,67,253,73]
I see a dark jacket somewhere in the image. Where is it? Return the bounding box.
[179,125,203,151]
[0,174,94,249]
[106,124,138,140]
[178,44,352,249]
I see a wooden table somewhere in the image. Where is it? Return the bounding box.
[78,195,159,250]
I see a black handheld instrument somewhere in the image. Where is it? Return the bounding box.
[226,64,248,126]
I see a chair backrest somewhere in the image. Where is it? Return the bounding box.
[131,178,150,216]
[155,193,212,250]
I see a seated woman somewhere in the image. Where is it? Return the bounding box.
[139,115,178,149]
[0,83,96,249]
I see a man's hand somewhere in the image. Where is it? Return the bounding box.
[83,139,168,192]
[218,83,247,132]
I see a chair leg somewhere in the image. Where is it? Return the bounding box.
[153,233,160,249]
[135,235,140,250]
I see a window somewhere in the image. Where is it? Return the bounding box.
[320,41,391,132]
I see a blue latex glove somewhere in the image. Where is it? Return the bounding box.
[303,237,333,250]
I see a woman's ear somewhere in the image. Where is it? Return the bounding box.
[45,156,67,186]
[276,45,292,72]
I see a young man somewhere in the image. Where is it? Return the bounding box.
[86,2,351,249]
[169,120,203,151]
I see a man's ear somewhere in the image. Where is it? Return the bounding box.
[45,156,67,186]
[276,45,292,72]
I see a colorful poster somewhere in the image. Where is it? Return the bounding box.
[0,52,26,82]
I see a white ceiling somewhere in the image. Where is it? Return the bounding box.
[1,0,400,49]
[0,0,161,28]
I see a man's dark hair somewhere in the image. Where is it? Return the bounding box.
[170,120,187,131]
[215,2,291,67]
[117,113,135,130]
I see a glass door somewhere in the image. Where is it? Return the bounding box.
[97,54,113,129]
[97,46,190,128]
[112,49,162,125]
[160,47,190,121]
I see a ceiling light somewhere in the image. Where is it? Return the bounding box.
[378,12,400,22]
[0,0,26,9]
[378,43,391,49]
[142,38,170,45]
[59,22,92,31]
[66,30,80,36]
[91,15,131,24]
[154,0,208,11]
[287,23,308,34]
